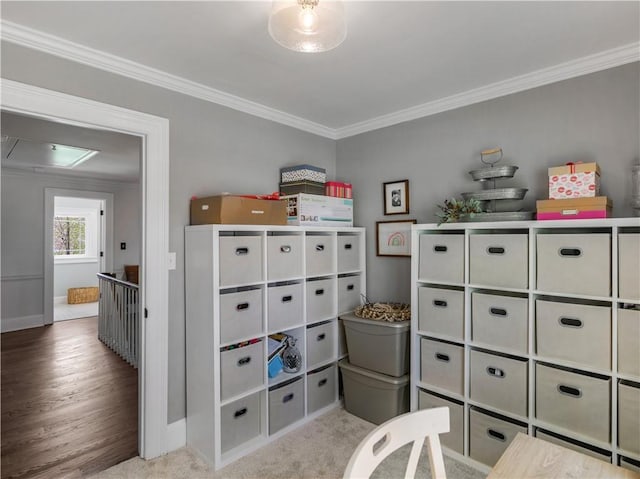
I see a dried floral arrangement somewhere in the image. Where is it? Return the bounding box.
[436,198,483,225]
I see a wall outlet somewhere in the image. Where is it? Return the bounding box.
[120,242,126,250]
[168,252,176,270]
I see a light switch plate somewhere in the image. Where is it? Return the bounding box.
[168,252,176,270]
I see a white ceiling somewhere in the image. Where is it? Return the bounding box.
[1,1,639,139]
[1,111,141,182]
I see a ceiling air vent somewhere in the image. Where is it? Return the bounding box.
[1,137,99,169]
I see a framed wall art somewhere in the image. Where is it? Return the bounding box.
[383,179,410,215]
[376,219,416,257]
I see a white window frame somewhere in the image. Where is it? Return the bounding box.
[53,207,98,263]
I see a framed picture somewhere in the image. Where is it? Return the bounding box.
[376,220,416,257]
[383,179,410,215]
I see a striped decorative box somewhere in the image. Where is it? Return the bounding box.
[280,164,327,184]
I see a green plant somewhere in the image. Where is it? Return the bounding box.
[436,198,483,225]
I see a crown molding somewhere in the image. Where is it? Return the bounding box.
[1,165,139,186]
[1,21,336,139]
[335,42,640,139]
[2,20,637,141]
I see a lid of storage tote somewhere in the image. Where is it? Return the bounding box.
[340,311,410,331]
[338,359,409,385]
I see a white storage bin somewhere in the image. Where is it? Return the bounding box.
[307,364,337,414]
[306,234,335,277]
[418,287,464,340]
[418,234,464,283]
[472,292,528,354]
[470,349,528,417]
[306,320,335,368]
[220,391,263,453]
[535,363,610,443]
[267,282,303,332]
[618,308,640,377]
[618,382,640,455]
[620,457,640,474]
[220,341,265,401]
[337,275,361,314]
[536,300,611,370]
[219,236,263,286]
[337,234,360,272]
[619,234,640,300]
[535,430,611,463]
[269,377,304,435]
[267,234,303,281]
[306,278,336,323]
[418,390,464,454]
[220,288,263,344]
[536,233,610,297]
[420,338,464,395]
[469,234,528,289]
[469,408,527,467]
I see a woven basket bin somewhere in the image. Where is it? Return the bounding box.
[67,286,99,304]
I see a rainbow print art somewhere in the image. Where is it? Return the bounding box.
[387,231,406,246]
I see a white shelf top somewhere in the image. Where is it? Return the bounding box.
[414,217,640,230]
[187,224,365,232]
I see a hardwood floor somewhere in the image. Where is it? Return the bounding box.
[1,317,138,478]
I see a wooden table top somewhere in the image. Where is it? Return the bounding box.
[487,433,640,479]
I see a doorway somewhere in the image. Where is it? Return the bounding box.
[1,79,170,459]
[53,195,108,322]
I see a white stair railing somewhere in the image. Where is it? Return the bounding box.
[97,272,139,368]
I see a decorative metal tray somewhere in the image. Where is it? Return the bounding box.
[461,188,528,201]
[461,211,535,222]
[469,165,518,181]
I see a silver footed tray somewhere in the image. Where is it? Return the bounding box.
[461,188,528,201]
[469,165,518,181]
[460,211,535,222]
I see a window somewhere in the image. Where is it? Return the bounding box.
[53,199,100,263]
[54,215,87,256]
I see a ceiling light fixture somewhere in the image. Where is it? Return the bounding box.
[268,0,347,53]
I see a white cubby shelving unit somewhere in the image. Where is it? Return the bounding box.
[410,218,640,475]
[185,225,365,470]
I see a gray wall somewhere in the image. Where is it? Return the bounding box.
[1,169,141,322]
[1,41,336,423]
[55,263,100,297]
[337,62,640,303]
[3,39,637,425]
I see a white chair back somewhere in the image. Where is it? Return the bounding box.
[343,407,449,479]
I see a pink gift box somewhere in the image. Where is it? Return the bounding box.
[548,162,600,199]
[537,210,610,220]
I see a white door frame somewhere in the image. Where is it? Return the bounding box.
[1,79,170,459]
[46,189,114,325]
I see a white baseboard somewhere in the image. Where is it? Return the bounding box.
[167,418,186,452]
[1,314,44,333]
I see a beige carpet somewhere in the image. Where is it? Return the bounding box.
[90,407,485,479]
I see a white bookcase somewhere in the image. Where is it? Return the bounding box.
[185,225,366,469]
[410,218,640,474]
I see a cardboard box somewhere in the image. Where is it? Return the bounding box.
[548,162,600,199]
[280,164,327,184]
[282,193,353,227]
[190,196,287,225]
[536,196,612,220]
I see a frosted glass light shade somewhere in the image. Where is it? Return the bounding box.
[268,0,347,53]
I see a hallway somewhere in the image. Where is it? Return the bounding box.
[1,317,138,478]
